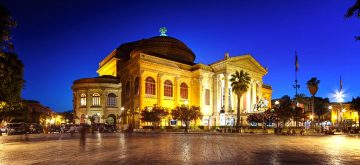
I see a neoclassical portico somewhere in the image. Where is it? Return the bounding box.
[209,54,271,126]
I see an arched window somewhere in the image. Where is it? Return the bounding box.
[164,80,173,97]
[145,77,156,95]
[80,93,86,106]
[125,81,130,97]
[92,93,100,106]
[107,93,116,107]
[134,77,139,96]
[180,83,188,99]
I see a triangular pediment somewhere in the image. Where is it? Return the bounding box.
[227,55,268,75]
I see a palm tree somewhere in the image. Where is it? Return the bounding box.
[307,77,320,123]
[350,97,360,131]
[230,70,251,128]
[345,0,360,40]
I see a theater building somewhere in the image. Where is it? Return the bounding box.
[73,29,272,128]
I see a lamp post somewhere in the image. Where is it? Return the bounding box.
[120,107,124,124]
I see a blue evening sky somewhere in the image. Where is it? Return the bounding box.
[2,0,360,112]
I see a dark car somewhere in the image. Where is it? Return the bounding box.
[7,123,27,135]
[99,124,117,133]
[49,125,61,133]
[29,124,43,134]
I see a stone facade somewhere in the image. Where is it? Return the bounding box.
[95,35,272,128]
[72,76,122,125]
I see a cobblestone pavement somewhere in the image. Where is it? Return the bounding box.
[0,133,360,165]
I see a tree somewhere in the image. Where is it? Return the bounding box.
[246,113,264,126]
[269,95,294,133]
[230,70,251,128]
[350,97,360,129]
[171,105,202,133]
[59,110,75,123]
[0,4,17,51]
[345,0,360,40]
[140,105,168,127]
[0,5,24,123]
[307,77,320,125]
[314,97,330,122]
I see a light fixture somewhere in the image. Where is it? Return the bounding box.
[275,100,279,105]
[184,100,189,105]
[334,90,344,103]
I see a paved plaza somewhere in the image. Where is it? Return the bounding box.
[0,133,360,165]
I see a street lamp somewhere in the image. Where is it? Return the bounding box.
[275,100,279,105]
[333,90,345,128]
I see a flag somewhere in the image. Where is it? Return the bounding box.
[295,52,299,72]
[340,76,343,91]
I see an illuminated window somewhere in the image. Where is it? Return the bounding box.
[134,77,139,96]
[164,80,173,97]
[180,83,188,99]
[92,93,100,106]
[205,89,210,105]
[80,93,86,106]
[107,93,116,107]
[145,77,156,95]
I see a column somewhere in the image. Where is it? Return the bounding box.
[257,82,263,101]
[101,89,106,123]
[224,73,229,112]
[86,89,91,115]
[246,86,251,113]
[212,74,218,113]
[157,73,163,106]
[252,81,257,109]
[249,80,253,111]
[199,76,203,107]
[139,70,145,110]
[174,76,180,106]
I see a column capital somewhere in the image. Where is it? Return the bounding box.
[140,69,145,75]
[158,73,164,79]
[198,76,203,82]
[175,76,180,81]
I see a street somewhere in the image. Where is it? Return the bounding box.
[0,133,360,165]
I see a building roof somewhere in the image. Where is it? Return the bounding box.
[111,36,196,65]
[73,75,120,84]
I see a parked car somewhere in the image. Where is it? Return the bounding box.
[0,126,6,133]
[29,124,43,134]
[49,125,61,133]
[7,123,27,135]
[99,124,117,133]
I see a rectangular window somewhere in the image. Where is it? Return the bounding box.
[80,98,86,106]
[205,89,210,105]
[92,96,100,106]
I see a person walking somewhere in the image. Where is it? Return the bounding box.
[80,125,87,147]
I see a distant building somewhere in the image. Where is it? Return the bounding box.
[72,75,122,125]
[9,100,56,124]
[330,103,359,127]
[73,29,272,128]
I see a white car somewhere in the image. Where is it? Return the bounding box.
[0,127,6,133]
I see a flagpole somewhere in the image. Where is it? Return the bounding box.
[293,51,300,127]
[293,51,300,98]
